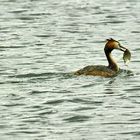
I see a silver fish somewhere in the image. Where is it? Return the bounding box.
[123,49,131,64]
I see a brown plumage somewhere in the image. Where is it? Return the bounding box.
[74,38,127,77]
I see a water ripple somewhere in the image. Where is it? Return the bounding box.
[67,98,103,105]
[63,115,90,122]
[43,99,64,105]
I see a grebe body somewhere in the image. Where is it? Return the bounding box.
[74,38,130,77]
[74,65,117,77]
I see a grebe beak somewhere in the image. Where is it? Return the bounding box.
[119,45,127,52]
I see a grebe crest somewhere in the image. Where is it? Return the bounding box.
[74,38,131,77]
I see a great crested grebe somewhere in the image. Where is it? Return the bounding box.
[74,38,131,77]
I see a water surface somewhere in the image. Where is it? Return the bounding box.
[0,0,140,140]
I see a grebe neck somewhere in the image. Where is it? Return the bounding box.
[105,50,119,72]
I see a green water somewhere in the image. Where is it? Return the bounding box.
[0,0,140,139]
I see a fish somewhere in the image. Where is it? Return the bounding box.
[123,49,131,65]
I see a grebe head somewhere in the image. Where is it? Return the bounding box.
[105,38,126,52]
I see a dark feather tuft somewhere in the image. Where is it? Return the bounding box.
[106,38,116,41]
